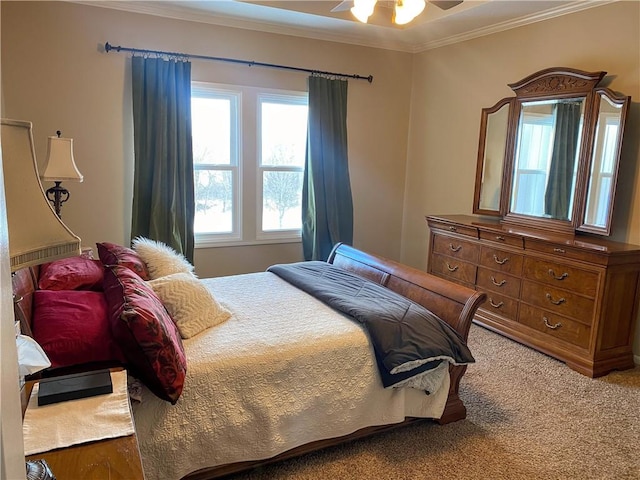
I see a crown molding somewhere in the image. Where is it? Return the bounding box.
[72,1,616,54]
[413,1,617,53]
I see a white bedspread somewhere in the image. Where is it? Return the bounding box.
[132,272,450,480]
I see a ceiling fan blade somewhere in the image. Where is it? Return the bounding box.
[331,1,354,13]
[430,0,463,10]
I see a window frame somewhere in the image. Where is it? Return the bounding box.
[191,83,308,248]
[256,91,308,241]
[191,82,243,246]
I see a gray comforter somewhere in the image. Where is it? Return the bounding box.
[267,261,475,387]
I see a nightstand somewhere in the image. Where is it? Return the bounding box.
[22,369,145,480]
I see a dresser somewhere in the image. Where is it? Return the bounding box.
[426,214,640,377]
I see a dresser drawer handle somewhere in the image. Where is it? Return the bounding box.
[545,293,566,305]
[491,276,506,287]
[543,317,562,330]
[446,263,458,272]
[553,247,566,254]
[449,226,457,232]
[495,235,505,241]
[449,243,462,252]
[489,299,504,308]
[493,254,509,265]
[548,269,568,281]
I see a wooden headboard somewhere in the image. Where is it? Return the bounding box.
[12,265,40,338]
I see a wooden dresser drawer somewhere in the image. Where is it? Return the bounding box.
[521,281,595,325]
[479,246,524,275]
[524,238,607,265]
[519,304,591,350]
[522,257,599,298]
[432,234,480,263]
[428,219,478,238]
[478,229,524,249]
[477,267,521,298]
[430,253,477,285]
[479,291,519,319]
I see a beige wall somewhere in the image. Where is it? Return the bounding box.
[402,1,640,354]
[0,1,412,278]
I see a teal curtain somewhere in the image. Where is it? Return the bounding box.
[131,56,195,262]
[302,76,353,261]
[544,102,581,220]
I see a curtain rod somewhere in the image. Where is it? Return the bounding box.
[104,42,373,83]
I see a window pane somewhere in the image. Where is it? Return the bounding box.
[262,171,303,231]
[192,97,232,165]
[194,169,233,233]
[261,102,307,167]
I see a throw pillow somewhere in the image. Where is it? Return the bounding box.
[32,290,125,369]
[103,264,187,404]
[131,237,194,280]
[38,256,104,291]
[97,242,150,280]
[148,273,232,338]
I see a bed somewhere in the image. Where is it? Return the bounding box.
[13,242,486,480]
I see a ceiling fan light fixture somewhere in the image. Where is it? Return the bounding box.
[351,0,377,23]
[394,0,426,25]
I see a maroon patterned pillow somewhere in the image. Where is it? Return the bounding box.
[97,242,150,280]
[103,264,186,403]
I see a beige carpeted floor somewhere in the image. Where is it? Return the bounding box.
[228,324,640,480]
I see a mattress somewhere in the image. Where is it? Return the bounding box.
[132,272,450,480]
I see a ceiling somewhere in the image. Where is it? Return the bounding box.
[82,0,612,52]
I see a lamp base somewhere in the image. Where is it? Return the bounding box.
[26,459,56,480]
[44,181,69,218]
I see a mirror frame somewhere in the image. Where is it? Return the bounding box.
[473,67,631,235]
[576,87,630,235]
[473,97,514,216]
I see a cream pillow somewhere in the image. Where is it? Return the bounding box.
[132,237,195,280]
[147,273,232,338]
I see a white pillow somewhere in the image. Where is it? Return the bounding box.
[147,273,231,338]
[132,237,194,280]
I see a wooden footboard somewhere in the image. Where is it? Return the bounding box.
[328,243,486,424]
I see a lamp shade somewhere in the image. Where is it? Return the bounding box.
[41,135,83,182]
[1,119,81,271]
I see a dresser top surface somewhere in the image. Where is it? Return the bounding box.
[426,214,640,255]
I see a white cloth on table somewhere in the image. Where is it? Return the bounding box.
[23,370,134,455]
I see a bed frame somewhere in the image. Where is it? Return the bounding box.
[13,243,486,480]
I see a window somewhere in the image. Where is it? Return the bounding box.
[191,83,308,246]
[258,94,308,238]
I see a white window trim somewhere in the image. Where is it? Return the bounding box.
[192,82,243,246]
[256,91,308,241]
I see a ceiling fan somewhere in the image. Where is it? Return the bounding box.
[332,0,463,25]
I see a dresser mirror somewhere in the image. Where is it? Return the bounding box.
[473,67,630,235]
[473,98,513,214]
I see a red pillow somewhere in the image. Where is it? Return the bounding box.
[32,290,125,369]
[103,264,186,404]
[97,242,150,280]
[38,256,104,291]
